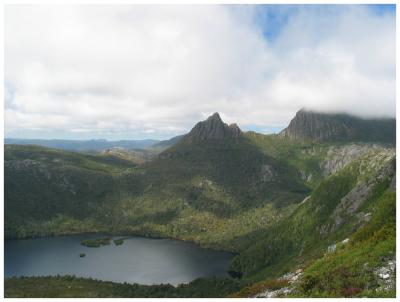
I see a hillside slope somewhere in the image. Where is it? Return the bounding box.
[4,110,396,297]
[5,113,310,249]
[5,144,137,238]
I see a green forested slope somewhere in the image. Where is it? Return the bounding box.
[291,191,396,297]
[5,136,311,248]
[5,144,137,238]
[4,112,396,298]
[4,276,239,298]
[230,152,395,279]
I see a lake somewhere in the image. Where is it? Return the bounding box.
[5,234,234,285]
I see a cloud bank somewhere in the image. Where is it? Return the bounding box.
[5,5,396,139]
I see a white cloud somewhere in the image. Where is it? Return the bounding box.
[5,5,396,139]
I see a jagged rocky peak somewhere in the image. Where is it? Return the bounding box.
[182,112,242,143]
[280,109,395,143]
[228,123,241,135]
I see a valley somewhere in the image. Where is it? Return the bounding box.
[4,110,396,298]
[5,234,233,286]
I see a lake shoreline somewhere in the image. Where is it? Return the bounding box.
[5,233,237,286]
[5,230,239,255]
[5,275,241,298]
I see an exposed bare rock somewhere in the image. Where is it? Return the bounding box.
[254,269,303,298]
[181,113,242,143]
[389,174,396,191]
[321,144,371,176]
[260,164,276,182]
[300,196,311,205]
[101,147,156,164]
[300,170,313,182]
[374,258,396,293]
[320,157,395,235]
[327,244,337,254]
[321,144,395,177]
[255,287,292,298]
[280,109,395,143]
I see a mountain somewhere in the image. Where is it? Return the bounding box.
[280,109,396,144]
[4,138,159,152]
[4,110,397,298]
[180,112,241,143]
[5,112,310,241]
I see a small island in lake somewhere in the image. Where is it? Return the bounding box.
[113,239,124,246]
[80,237,111,248]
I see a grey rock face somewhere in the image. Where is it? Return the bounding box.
[260,164,276,182]
[300,196,311,205]
[320,157,395,235]
[228,123,241,136]
[280,109,395,143]
[374,258,396,293]
[181,113,242,143]
[389,174,396,191]
[300,170,313,182]
[254,269,303,298]
[321,144,370,177]
[321,144,394,177]
[327,244,337,254]
[281,110,347,141]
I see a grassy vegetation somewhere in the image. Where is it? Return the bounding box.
[291,191,396,297]
[230,166,357,277]
[5,138,310,248]
[5,144,137,173]
[5,215,108,239]
[81,237,112,248]
[4,135,396,297]
[225,166,395,298]
[4,276,240,298]
[228,278,289,298]
[113,238,124,245]
[230,153,394,282]
[4,145,128,239]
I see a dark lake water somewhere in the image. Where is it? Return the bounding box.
[5,234,234,285]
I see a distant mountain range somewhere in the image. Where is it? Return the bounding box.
[150,135,185,150]
[6,110,395,153]
[4,138,159,152]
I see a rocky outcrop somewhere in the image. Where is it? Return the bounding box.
[101,147,156,164]
[321,144,395,177]
[374,258,396,293]
[280,109,395,144]
[254,269,303,298]
[181,113,242,143]
[320,156,395,235]
[260,164,276,182]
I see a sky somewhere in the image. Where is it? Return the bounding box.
[4,4,396,140]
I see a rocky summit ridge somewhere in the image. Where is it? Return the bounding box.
[280,109,395,143]
[181,112,241,143]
